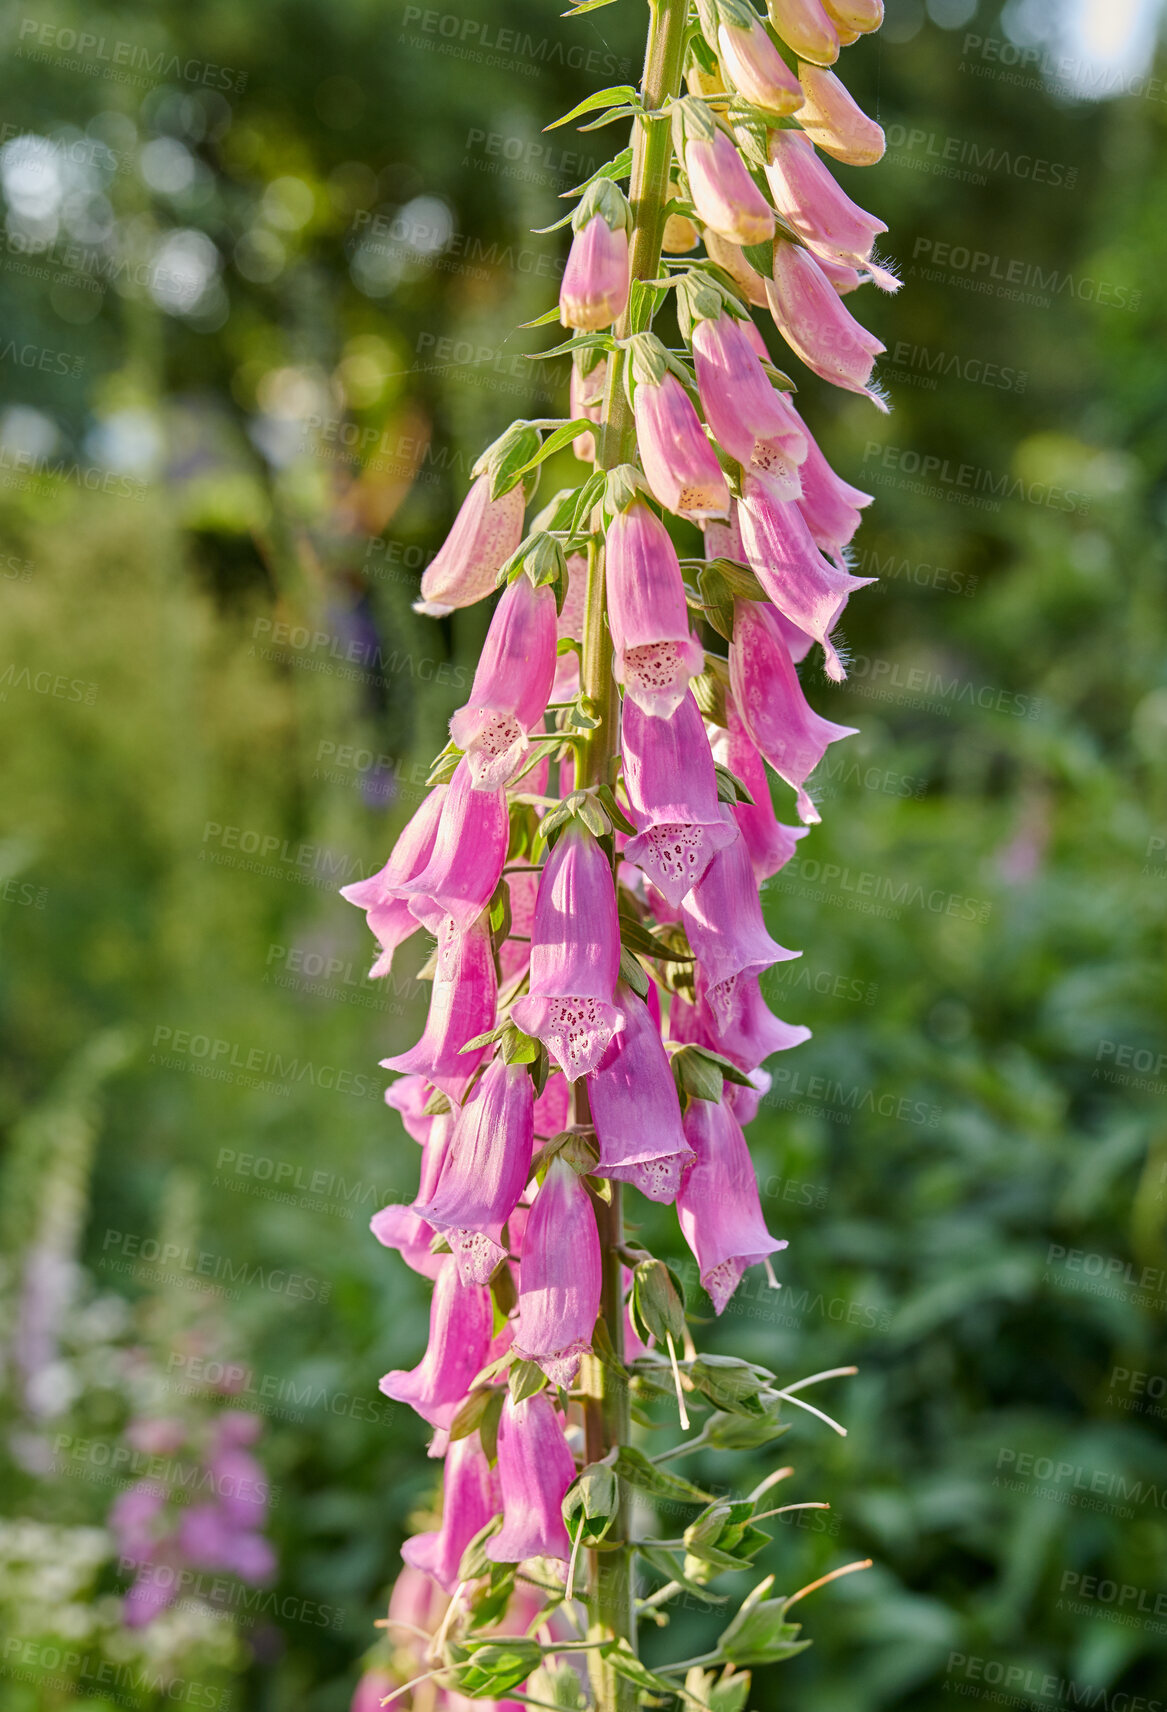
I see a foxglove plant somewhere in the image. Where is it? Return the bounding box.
[344,4,893,1705]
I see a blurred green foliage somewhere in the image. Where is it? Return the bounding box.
[1,0,1166,1708]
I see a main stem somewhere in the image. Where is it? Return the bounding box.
[574,2,688,1707]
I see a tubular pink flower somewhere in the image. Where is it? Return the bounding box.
[677,1097,786,1312]
[681,818,801,1026]
[499,868,538,984]
[766,239,886,407]
[738,474,873,681]
[415,1058,535,1285]
[669,974,808,1073]
[570,358,607,465]
[392,758,508,934]
[716,18,804,115]
[729,597,857,823]
[417,474,526,617]
[766,0,840,64]
[511,824,624,1081]
[824,0,883,32]
[791,407,873,561]
[385,1073,437,1144]
[560,215,631,330]
[764,131,898,291]
[340,785,446,978]
[402,1433,500,1592]
[449,576,558,791]
[716,697,809,882]
[707,505,813,671]
[622,692,739,907]
[379,1256,494,1430]
[381,916,497,1098]
[795,61,886,166]
[485,1391,575,1564]
[685,127,776,248]
[512,1156,602,1387]
[370,1202,444,1280]
[692,313,808,483]
[589,986,695,1202]
[606,501,705,716]
[703,231,768,307]
[632,372,730,521]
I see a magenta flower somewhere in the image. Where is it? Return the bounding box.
[796,60,886,167]
[791,408,873,562]
[380,1256,494,1430]
[729,597,857,823]
[511,825,624,1081]
[765,131,898,291]
[370,1201,444,1280]
[697,968,811,1071]
[622,691,738,907]
[513,1156,602,1387]
[417,473,526,617]
[340,785,446,978]
[766,0,840,63]
[632,371,730,521]
[681,819,800,1026]
[677,1098,786,1313]
[415,1058,534,1285]
[381,915,497,1099]
[766,240,887,408]
[449,575,557,791]
[391,758,508,935]
[485,1391,576,1563]
[738,474,873,682]
[715,698,808,882]
[692,312,807,484]
[560,215,631,330]
[606,501,705,716]
[685,126,775,248]
[402,1432,500,1592]
[385,1073,438,1144]
[717,15,804,115]
[589,986,694,1202]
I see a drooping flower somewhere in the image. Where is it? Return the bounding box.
[677,1097,786,1312]
[795,60,886,166]
[589,986,694,1202]
[789,407,874,562]
[824,0,883,34]
[766,0,840,64]
[402,1433,500,1592]
[416,474,526,617]
[560,182,631,330]
[380,1256,494,1430]
[622,692,739,907]
[512,1156,602,1387]
[449,575,558,791]
[766,239,887,408]
[632,370,731,521]
[737,474,873,681]
[716,11,804,115]
[671,973,809,1072]
[715,697,808,882]
[729,597,857,823]
[391,758,508,934]
[681,818,801,1026]
[691,312,808,485]
[684,122,776,248]
[764,131,899,291]
[340,785,446,978]
[606,500,705,716]
[706,507,814,664]
[512,824,624,1081]
[381,915,497,1099]
[415,1058,535,1285]
[485,1391,576,1564]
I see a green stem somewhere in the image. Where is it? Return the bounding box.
[573,2,689,1709]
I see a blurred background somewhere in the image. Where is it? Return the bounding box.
[2,0,1166,1706]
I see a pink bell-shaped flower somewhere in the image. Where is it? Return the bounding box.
[737,474,873,682]
[370,1200,444,1281]
[729,597,857,823]
[795,61,886,167]
[764,131,898,291]
[698,967,811,1072]
[767,240,887,408]
[606,501,705,717]
[417,474,526,617]
[824,0,883,33]
[622,692,739,907]
[716,15,804,115]
[560,215,631,331]
[633,371,730,522]
[707,506,814,665]
[766,0,840,64]
[381,915,497,1099]
[511,824,624,1081]
[714,698,808,882]
[681,818,801,1026]
[677,1098,786,1312]
[392,758,508,935]
[692,312,808,484]
[512,1156,602,1387]
[415,1058,535,1285]
[790,408,873,562]
[379,1256,494,1430]
[589,985,695,1202]
[449,575,558,791]
[340,785,446,978]
[402,1432,500,1592]
[485,1391,576,1563]
[685,125,775,248]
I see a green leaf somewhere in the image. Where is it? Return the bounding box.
[559,146,633,203]
[713,762,755,807]
[631,1257,686,1345]
[527,1665,588,1712]
[673,1043,724,1104]
[618,908,695,963]
[456,1516,505,1585]
[604,1639,678,1697]
[563,1461,620,1546]
[637,1544,730,1604]
[526,331,614,363]
[597,783,636,836]
[509,1359,549,1403]
[576,794,609,839]
[521,303,567,329]
[448,1386,495,1442]
[452,1639,545,1698]
[561,0,620,13]
[504,422,596,487]
[545,85,638,132]
[613,1445,714,1504]
[619,946,650,999]
[467,1560,516,1628]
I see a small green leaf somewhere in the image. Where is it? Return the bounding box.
[613,1445,714,1504]
[563,1461,620,1546]
[509,1359,549,1403]
[637,1543,730,1604]
[717,1577,811,1666]
[456,1516,505,1585]
[673,1043,724,1104]
[713,762,755,807]
[545,84,638,133]
[453,1639,545,1698]
[521,303,567,329]
[448,1386,495,1442]
[619,946,650,999]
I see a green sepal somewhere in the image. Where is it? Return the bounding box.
[563,1460,620,1548]
[612,1444,714,1504]
[716,1576,812,1665]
